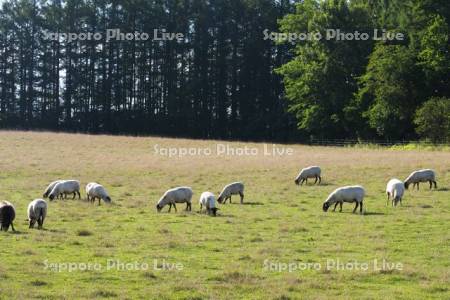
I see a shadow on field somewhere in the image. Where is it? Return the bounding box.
[363,212,385,216]
[7,230,27,235]
[241,201,264,206]
[317,182,334,186]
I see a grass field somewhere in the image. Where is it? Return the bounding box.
[0,130,449,299]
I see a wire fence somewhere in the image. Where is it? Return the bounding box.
[307,139,450,148]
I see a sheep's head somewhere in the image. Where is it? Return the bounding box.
[104,196,112,203]
[322,202,330,212]
[156,204,162,212]
[210,207,219,216]
[49,194,55,201]
[217,196,223,204]
[43,192,48,198]
[404,182,409,189]
[294,179,299,185]
[0,208,13,231]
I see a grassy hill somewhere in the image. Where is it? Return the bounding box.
[0,131,449,299]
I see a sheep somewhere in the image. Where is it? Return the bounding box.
[295,166,321,185]
[0,201,16,232]
[156,187,193,212]
[404,169,437,190]
[199,192,219,216]
[28,199,48,229]
[323,185,365,214]
[86,183,111,205]
[217,182,244,204]
[386,179,405,207]
[48,180,81,201]
[43,180,63,198]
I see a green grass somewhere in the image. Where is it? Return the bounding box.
[0,131,449,299]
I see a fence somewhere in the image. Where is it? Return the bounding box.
[307,139,450,148]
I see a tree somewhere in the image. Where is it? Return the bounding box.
[414,97,450,143]
[354,44,424,140]
[276,0,374,139]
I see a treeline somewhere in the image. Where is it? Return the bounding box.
[0,0,299,141]
[0,0,449,142]
[277,0,450,142]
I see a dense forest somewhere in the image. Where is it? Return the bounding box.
[0,0,449,142]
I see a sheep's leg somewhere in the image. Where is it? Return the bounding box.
[300,178,305,185]
[10,222,15,232]
[318,176,321,184]
[333,202,339,212]
[429,181,432,189]
[434,181,437,189]
[359,201,363,214]
[77,191,81,199]
[228,196,232,204]
[239,192,244,204]
[38,217,43,229]
[98,198,101,205]
[72,192,76,200]
[417,183,419,190]
[87,195,90,202]
[386,193,390,206]
[339,202,343,212]
[168,203,172,212]
[353,202,359,213]
[305,178,308,184]
[173,203,177,212]
[200,204,202,212]
[29,220,34,229]
[314,176,318,184]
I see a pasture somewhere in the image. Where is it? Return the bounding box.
[0,131,449,299]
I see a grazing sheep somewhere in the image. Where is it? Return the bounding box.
[217,182,244,204]
[295,166,321,185]
[48,180,81,201]
[85,182,96,201]
[386,179,405,207]
[199,192,219,216]
[0,201,16,232]
[28,199,48,229]
[404,169,437,190]
[43,180,63,198]
[86,183,111,205]
[323,185,365,214]
[156,187,193,212]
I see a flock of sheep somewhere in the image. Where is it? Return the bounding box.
[297,166,438,213]
[0,166,438,232]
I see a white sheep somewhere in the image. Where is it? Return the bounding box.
[0,201,16,232]
[295,166,321,185]
[48,180,81,201]
[404,169,437,190]
[85,182,96,201]
[323,185,365,214]
[28,199,48,229]
[156,187,193,212]
[386,179,405,207]
[86,183,111,205]
[199,192,219,216]
[217,182,244,204]
[43,180,63,198]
